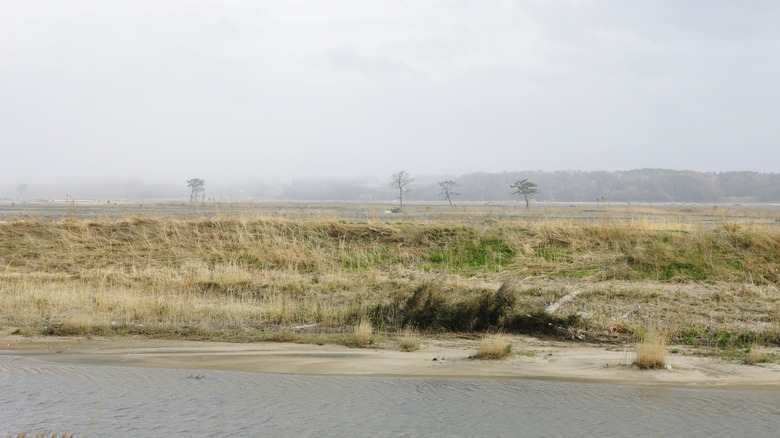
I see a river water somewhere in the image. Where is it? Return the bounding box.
[1,354,778,437]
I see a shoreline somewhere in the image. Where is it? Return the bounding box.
[3,331,779,390]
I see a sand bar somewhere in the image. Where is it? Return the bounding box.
[3,331,779,390]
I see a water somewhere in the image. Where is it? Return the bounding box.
[1,354,779,437]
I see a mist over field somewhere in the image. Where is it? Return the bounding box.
[4,169,780,203]
[2,1,779,198]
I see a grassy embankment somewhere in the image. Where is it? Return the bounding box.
[1,207,779,356]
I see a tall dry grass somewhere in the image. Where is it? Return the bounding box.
[473,334,512,359]
[0,209,778,343]
[635,328,668,369]
[399,327,421,352]
[746,343,768,365]
[353,318,373,347]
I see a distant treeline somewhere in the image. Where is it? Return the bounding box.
[6,169,779,203]
[277,169,780,203]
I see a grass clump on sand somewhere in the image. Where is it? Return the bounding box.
[353,318,373,347]
[473,334,512,360]
[635,328,668,369]
[399,327,421,352]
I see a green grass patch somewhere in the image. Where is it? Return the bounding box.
[628,245,713,281]
[426,236,515,274]
[340,246,399,270]
[534,246,559,262]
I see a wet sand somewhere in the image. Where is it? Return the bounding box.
[2,331,779,390]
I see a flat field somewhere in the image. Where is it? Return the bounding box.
[1,201,779,360]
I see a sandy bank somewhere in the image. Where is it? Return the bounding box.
[2,331,779,390]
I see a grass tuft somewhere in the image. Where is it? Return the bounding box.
[635,328,668,369]
[746,343,769,365]
[473,334,512,359]
[399,327,421,352]
[353,318,373,347]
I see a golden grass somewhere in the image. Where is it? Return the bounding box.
[353,318,373,347]
[635,328,668,369]
[746,343,768,365]
[473,334,512,359]
[399,327,421,351]
[0,206,778,345]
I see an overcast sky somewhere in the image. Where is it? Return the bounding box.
[2,0,779,192]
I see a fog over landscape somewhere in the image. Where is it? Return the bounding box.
[2,1,779,200]
[5,6,780,434]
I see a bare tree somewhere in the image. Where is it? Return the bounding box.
[438,180,460,209]
[510,179,538,208]
[16,183,28,200]
[187,178,205,202]
[389,171,413,210]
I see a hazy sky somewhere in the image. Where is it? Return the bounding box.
[2,0,779,190]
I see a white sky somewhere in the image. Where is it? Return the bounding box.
[2,0,779,189]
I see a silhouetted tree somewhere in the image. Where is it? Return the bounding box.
[16,183,28,200]
[510,179,538,208]
[390,171,413,210]
[438,180,460,208]
[187,178,205,202]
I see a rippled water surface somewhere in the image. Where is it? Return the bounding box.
[1,354,779,437]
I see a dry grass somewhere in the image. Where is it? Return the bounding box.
[746,343,768,365]
[473,334,512,359]
[399,327,421,351]
[635,328,668,369]
[353,318,373,347]
[0,206,778,346]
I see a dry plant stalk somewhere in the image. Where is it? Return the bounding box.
[635,328,667,369]
[474,334,511,359]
